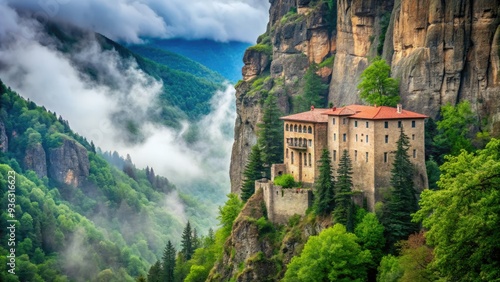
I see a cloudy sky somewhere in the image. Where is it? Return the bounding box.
[4,0,270,43]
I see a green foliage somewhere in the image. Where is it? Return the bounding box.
[396,232,437,282]
[218,194,244,238]
[283,224,371,282]
[318,56,334,68]
[377,12,391,55]
[355,213,386,277]
[257,93,284,176]
[241,145,265,201]
[314,149,335,215]
[294,64,328,113]
[273,173,297,188]
[381,126,419,251]
[247,44,273,57]
[162,241,176,282]
[181,222,194,261]
[414,138,500,281]
[357,58,400,106]
[434,101,476,158]
[333,150,354,231]
[377,255,403,282]
[425,156,440,190]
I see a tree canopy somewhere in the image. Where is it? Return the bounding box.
[241,145,265,202]
[283,224,371,282]
[357,58,400,107]
[414,138,500,281]
[294,64,328,113]
[257,93,283,177]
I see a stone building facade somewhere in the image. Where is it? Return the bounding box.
[262,104,428,222]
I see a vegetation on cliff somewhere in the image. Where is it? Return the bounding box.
[358,58,400,107]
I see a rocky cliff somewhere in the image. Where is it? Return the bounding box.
[48,138,90,188]
[24,143,47,179]
[0,120,7,153]
[230,0,500,193]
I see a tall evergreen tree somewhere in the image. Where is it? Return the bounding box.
[334,150,354,231]
[257,93,283,177]
[241,145,265,201]
[294,64,328,112]
[382,126,419,251]
[162,240,176,282]
[181,221,194,260]
[147,261,162,282]
[314,149,335,215]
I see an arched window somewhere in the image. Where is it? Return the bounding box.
[308,126,312,134]
[308,153,312,166]
[294,124,298,132]
[294,138,298,146]
[286,124,289,131]
[298,125,302,133]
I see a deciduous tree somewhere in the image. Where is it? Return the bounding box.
[358,58,399,107]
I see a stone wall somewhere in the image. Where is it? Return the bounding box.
[259,179,313,224]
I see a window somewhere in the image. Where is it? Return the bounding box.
[354,121,358,127]
[384,121,389,128]
[334,133,337,141]
[308,139,312,147]
[294,125,297,132]
[333,150,337,161]
[365,152,369,162]
[298,125,302,133]
[412,120,416,128]
[343,134,347,142]
[384,152,388,163]
[304,153,307,166]
[286,149,289,159]
[366,121,369,128]
[366,135,369,143]
[308,153,312,167]
[291,152,294,164]
[343,118,347,125]
[412,134,415,140]
[398,121,402,128]
[413,149,416,158]
[385,135,389,143]
[308,126,312,134]
[286,124,289,131]
[354,150,358,161]
[356,134,358,142]
[332,118,336,125]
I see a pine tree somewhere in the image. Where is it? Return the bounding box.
[257,93,283,177]
[181,221,194,260]
[334,150,354,231]
[192,228,200,250]
[294,64,328,112]
[241,145,265,201]
[162,240,176,282]
[382,126,419,251]
[147,261,162,282]
[314,149,335,215]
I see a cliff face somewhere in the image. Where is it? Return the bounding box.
[230,0,500,193]
[24,143,47,179]
[48,139,90,187]
[0,120,7,153]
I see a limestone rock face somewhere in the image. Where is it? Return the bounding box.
[48,139,89,187]
[24,143,47,178]
[390,0,500,129]
[0,121,7,153]
[207,189,276,281]
[242,49,271,81]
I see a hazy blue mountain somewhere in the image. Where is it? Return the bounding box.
[136,38,251,83]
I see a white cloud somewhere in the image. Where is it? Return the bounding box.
[4,0,269,43]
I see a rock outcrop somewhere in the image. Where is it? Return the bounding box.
[24,143,47,178]
[0,120,7,153]
[48,138,89,187]
[230,0,500,194]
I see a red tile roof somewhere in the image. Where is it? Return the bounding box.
[280,108,330,123]
[324,105,428,120]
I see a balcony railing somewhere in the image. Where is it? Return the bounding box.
[287,142,307,150]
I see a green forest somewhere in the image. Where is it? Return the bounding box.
[0,81,216,281]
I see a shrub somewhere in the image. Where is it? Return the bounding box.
[273,174,296,188]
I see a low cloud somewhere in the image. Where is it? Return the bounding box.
[4,0,269,43]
